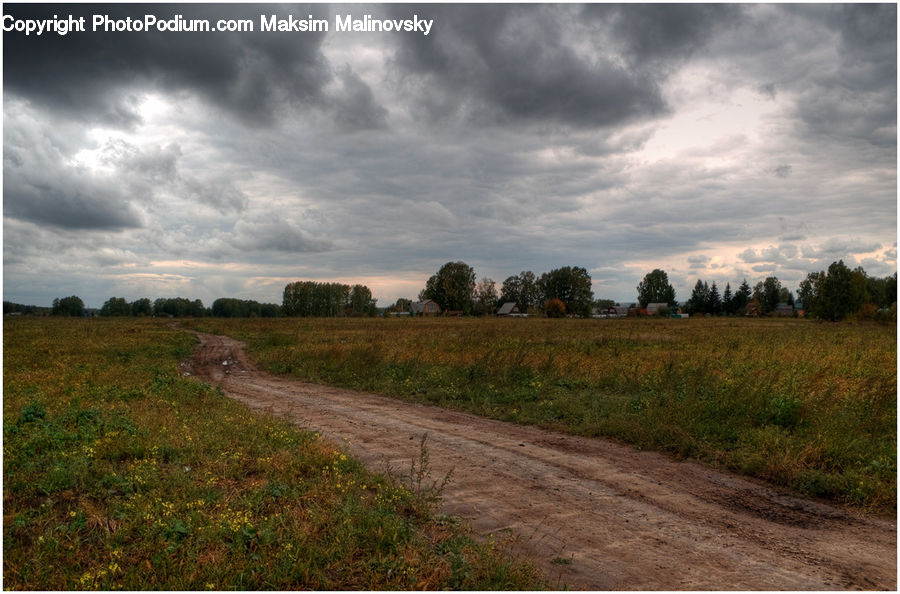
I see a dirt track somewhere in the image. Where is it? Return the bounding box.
[185,332,896,590]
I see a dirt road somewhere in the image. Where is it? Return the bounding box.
[186,332,896,590]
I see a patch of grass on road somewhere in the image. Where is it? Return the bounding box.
[188,317,896,512]
[3,318,543,590]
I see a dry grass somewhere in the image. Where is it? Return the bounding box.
[3,317,544,590]
[188,316,897,512]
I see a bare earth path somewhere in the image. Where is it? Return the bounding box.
[186,332,896,590]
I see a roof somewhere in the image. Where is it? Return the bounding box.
[497,302,519,315]
[410,300,440,314]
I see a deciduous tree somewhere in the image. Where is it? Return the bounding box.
[539,266,593,317]
[421,261,476,313]
[636,269,676,308]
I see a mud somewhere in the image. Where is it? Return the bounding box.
[185,332,896,590]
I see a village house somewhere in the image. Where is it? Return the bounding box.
[774,302,795,317]
[496,302,523,316]
[646,303,670,316]
[410,299,441,316]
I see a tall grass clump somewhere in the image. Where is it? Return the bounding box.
[187,316,896,512]
[3,317,543,590]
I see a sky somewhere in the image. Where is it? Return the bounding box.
[3,3,897,308]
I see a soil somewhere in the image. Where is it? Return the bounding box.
[185,332,896,590]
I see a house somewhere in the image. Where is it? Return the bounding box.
[646,303,669,316]
[410,300,441,316]
[606,306,629,318]
[497,302,522,316]
[774,302,794,317]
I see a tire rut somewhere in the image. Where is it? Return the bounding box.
[184,332,896,590]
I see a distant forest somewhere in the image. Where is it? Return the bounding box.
[4,259,896,322]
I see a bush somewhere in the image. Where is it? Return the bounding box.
[544,298,566,318]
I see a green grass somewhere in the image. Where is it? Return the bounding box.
[3,318,543,590]
[186,316,897,512]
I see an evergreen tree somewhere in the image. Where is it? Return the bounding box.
[733,279,752,312]
[707,282,722,315]
[722,283,733,315]
[686,279,708,315]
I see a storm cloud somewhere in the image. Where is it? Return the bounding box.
[3,3,896,308]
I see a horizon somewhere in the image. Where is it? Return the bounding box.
[4,4,896,310]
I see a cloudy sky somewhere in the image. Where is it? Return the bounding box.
[3,3,896,308]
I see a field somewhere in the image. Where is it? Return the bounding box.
[3,318,542,590]
[184,316,897,512]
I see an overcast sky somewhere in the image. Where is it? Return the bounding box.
[3,3,896,308]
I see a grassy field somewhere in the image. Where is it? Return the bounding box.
[3,318,543,590]
[186,316,897,512]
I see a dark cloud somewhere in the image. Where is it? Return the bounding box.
[2,4,895,307]
[3,106,145,230]
[3,3,332,126]
[585,4,742,65]
[390,4,667,128]
[4,174,144,230]
[800,4,896,147]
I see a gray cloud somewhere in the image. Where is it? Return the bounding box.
[390,4,668,128]
[3,4,333,126]
[2,4,896,307]
[586,3,742,65]
[3,106,144,230]
[687,255,711,269]
[232,217,331,254]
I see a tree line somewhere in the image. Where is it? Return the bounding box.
[400,261,896,322]
[9,259,896,322]
[407,262,595,317]
[5,296,281,318]
[282,281,377,317]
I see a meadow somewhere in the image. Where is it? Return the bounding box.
[186,316,897,512]
[3,318,542,590]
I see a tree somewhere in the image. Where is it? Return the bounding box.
[752,278,782,314]
[52,295,85,317]
[594,298,615,311]
[733,279,752,313]
[636,269,676,308]
[390,298,412,313]
[283,281,371,317]
[686,280,709,315]
[499,271,540,312]
[544,298,566,318]
[798,271,823,314]
[421,261,476,313]
[706,282,722,315]
[348,284,377,317]
[818,261,867,321]
[473,278,499,316]
[100,297,131,317]
[499,275,521,307]
[539,266,594,317]
[131,298,152,316]
[722,283,733,315]
[865,272,898,309]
